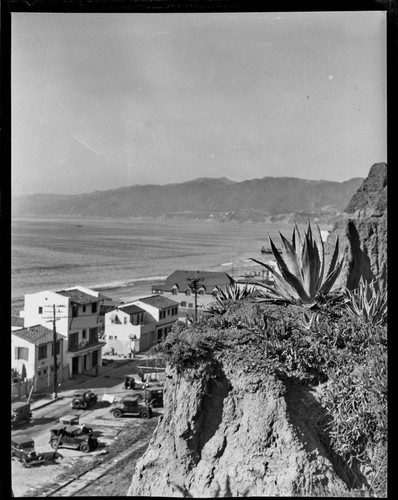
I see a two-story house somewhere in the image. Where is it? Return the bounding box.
[23,285,107,378]
[152,270,232,314]
[103,294,179,356]
[11,325,65,391]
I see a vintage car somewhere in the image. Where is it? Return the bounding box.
[144,387,164,408]
[59,415,93,435]
[70,390,98,410]
[110,395,153,419]
[11,435,44,467]
[11,402,32,427]
[123,375,148,390]
[49,424,98,453]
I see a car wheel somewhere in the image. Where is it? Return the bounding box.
[140,410,150,419]
[50,440,59,450]
[79,442,90,453]
[112,409,123,418]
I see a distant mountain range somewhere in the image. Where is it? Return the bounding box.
[12,176,364,223]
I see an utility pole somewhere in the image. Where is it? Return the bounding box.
[43,304,67,401]
[186,277,204,321]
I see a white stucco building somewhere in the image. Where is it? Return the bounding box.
[23,285,107,378]
[103,294,179,356]
[11,324,65,390]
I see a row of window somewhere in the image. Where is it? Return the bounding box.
[171,288,206,296]
[37,364,59,377]
[38,302,98,317]
[159,307,178,319]
[180,302,205,309]
[68,328,98,350]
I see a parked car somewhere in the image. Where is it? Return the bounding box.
[144,386,164,408]
[11,402,32,427]
[11,435,44,467]
[70,390,98,410]
[110,396,153,419]
[49,424,98,453]
[123,375,148,390]
[59,414,93,435]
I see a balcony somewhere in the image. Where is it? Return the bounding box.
[67,339,106,354]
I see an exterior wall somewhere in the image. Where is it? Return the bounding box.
[164,290,216,311]
[11,337,36,380]
[23,289,104,378]
[24,291,70,334]
[11,335,64,391]
[103,309,155,354]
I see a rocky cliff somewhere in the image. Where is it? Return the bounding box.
[128,360,359,497]
[325,163,387,291]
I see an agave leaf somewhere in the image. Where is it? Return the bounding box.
[301,232,320,298]
[314,223,325,289]
[319,258,344,295]
[279,232,301,280]
[293,223,304,267]
[325,235,340,278]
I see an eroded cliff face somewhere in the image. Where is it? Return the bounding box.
[325,163,387,291]
[128,360,355,497]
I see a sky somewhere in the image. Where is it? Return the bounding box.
[11,11,387,195]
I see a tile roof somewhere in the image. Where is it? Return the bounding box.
[56,288,100,304]
[12,325,64,345]
[163,270,232,293]
[137,295,179,309]
[11,316,25,327]
[119,304,145,315]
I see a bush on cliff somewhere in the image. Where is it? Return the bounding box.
[151,297,387,496]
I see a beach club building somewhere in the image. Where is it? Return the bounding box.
[23,286,107,379]
[103,294,179,356]
[11,325,66,391]
[151,270,232,313]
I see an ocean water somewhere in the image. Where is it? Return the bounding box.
[11,216,313,308]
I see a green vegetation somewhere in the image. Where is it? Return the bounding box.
[343,276,387,325]
[250,222,343,307]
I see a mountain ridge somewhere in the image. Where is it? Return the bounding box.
[12,175,364,222]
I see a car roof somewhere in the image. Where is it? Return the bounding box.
[12,435,34,445]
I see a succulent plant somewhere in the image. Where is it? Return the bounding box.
[251,222,343,307]
[343,277,387,325]
[205,279,252,316]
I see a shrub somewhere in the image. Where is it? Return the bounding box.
[343,277,387,325]
[251,222,343,307]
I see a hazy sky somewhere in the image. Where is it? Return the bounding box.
[12,11,386,195]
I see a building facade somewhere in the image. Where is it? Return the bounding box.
[11,325,65,391]
[152,270,232,314]
[103,295,179,356]
[23,286,106,378]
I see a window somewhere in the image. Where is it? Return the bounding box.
[89,328,98,342]
[186,289,191,296]
[38,345,47,360]
[124,317,127,324]
[82,329,86,339]
[115,336,118,340]
[82,305,86,313]
[198,289,205,295]
[38,306,43,314]
[188,303,194,308]
[92,302,98,313]
[167,309,170,316]
[43,368,47,374]
[51,341,61,356]
[109,335,113,340]
[68,332,78,350]
[15,347,29,361]
[72,304,79,317]
[172,288,178,295]
[181,301,187,307]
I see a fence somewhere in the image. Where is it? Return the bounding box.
[11,378,34,400]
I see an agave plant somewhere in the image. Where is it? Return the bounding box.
[251,222,343,307]
[343,277,387,325]
[205,280,252,316]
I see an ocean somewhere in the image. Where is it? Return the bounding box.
[11,216,321,311]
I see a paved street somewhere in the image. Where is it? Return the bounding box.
[11,355,165,497]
